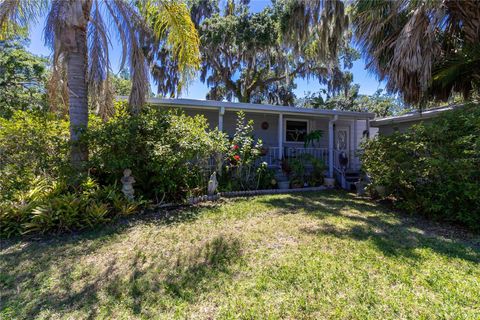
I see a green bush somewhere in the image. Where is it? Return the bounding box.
[0,106,227,237]
[219,111,266,191]
[0,111,69,201]
[362,104,480,230]
[0,177,140,237]
[86,103,227,201]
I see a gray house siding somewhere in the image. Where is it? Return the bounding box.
[160,105,367,151]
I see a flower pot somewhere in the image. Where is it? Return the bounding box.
[291,182,303,189]
[375,185,386,197]
[324,177,335,188]
[355,181,366,196]
[278,181,290,190]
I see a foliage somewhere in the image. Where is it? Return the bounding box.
[0,36,48,118]
[0,177,140,238]
[255,162,277,190]
[286,154,327,188]
[300,86,407,117]
[353,0,480,104]
[219,111,265,191]
[87,102,227,201]
[361,104,480,230]
[110,70,133,97]
[307,156,327,187]
[0,105,228,237]
[0,0,201,173]
[195,0,351,104]
[142,0,201,99]
[304,130,323,148]
[288,158,306,187]
[0,110,69,202]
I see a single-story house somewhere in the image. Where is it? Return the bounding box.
[371,104,462,135]
[145,98,375,186]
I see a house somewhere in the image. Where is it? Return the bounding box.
[371,104,462,135]
[145,98,375,187]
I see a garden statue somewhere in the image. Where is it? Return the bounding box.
[121,169,135,201]
[208,171,218,196]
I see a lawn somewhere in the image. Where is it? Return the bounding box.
[1,191,479,319]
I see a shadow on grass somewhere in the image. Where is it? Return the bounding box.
[2,190,479,318]
[258,190,480,264]
[1,233,242,319]
[0,201,223,259]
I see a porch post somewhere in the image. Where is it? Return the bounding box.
[278,113,283,160]
[353,119,357,149]
[353,119,358,169]
[218,106,225,131]
[366,118,370,138]
[328,115,338,178]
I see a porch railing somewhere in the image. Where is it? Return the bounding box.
[259,147,329,166]
[259,147,281,166]
[284,147,329,164]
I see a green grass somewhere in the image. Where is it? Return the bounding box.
[1,191,479,319]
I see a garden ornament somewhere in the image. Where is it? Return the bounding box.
[208,171,219,196]
[121,169,135,201]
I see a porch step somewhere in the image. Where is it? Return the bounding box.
[343,170,361,191]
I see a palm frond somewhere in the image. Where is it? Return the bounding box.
[104,0,150,113]
[0,0,48,39]
[145,0,200,97]
[88,0,113,119]
[353,0,480,105]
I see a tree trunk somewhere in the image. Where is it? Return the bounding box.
[64,1,91,171]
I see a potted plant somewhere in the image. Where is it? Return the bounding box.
[281,159,292,175]
[289,158,305,189]
[307,157,326,187]
[290,176,304,189]
[354,171,370,196]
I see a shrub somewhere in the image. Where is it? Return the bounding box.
[87,103,227,201]
[0,111,69,201]
[0,105,227,237]
[219,111,265,191]
[0,177,140,237]
[361,104,480,230]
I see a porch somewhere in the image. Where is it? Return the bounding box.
[147,98,375,186]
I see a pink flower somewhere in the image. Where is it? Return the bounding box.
[233,155,240,161]
[232,145,239,150]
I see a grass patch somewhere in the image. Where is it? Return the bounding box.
[1,191,479,319]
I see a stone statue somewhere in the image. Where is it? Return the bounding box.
[207,171,218,196]
[121,169,135,201]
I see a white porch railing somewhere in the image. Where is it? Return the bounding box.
[259,147,281,166]
[284,147,329,164]
[258,147,329,166]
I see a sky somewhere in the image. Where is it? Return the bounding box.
[26,0,385,101]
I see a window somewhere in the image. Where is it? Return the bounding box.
[285,120,308,142]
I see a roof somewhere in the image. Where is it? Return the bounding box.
[136,97,376,119]
[370,104,463,127]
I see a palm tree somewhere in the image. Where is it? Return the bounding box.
[352,0,480,105]
[0,0,200,169]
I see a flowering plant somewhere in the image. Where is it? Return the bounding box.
[220,111,265,191]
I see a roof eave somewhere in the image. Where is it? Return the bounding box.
[139,97,375,119]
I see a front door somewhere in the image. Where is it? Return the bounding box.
[335,126,350,169]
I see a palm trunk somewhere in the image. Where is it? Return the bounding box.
[65,1,91,170]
